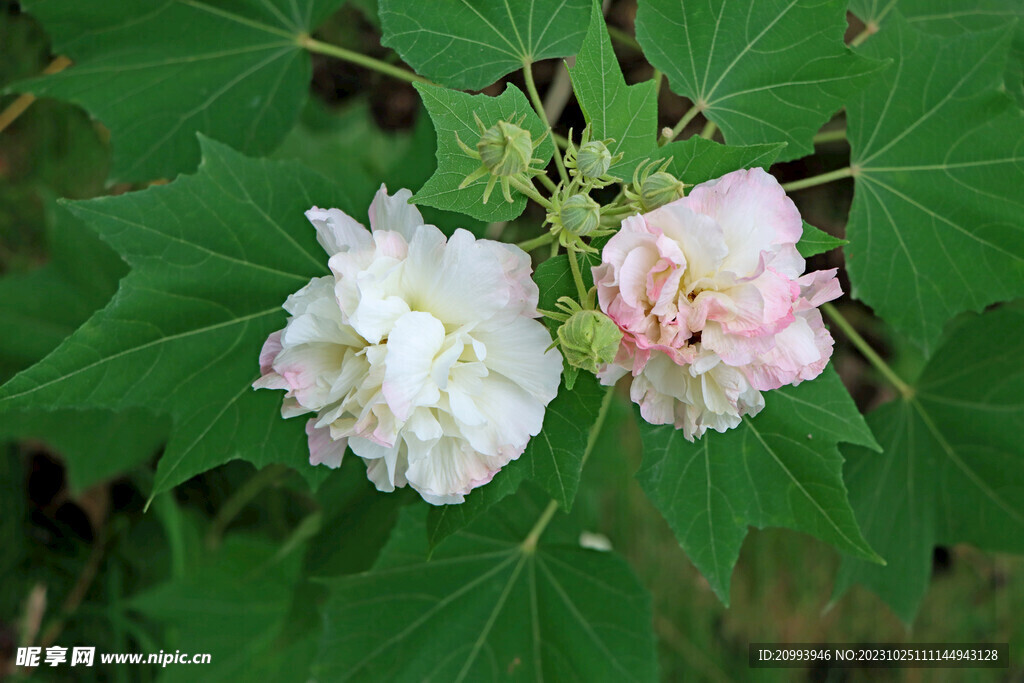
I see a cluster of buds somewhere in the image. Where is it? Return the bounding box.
[563,128,622,189]
[623,158,688,213]
[456,113,548,204]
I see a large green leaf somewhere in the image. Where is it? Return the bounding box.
[845,15,1024,354]
[0,138,358,497]
[835,306,1024,621]
[636,0,884,160]
[0,207,167,491]
[129,535,305,682]
[568,3,658,177]
[379,0,591,90]
[413,82,554,222]
[849,0,1024,106]
[637,367,881,604]
[316,488,658,682]
[12,0,344,183]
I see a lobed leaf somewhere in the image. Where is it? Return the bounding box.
[12,0,344,183]
[568,2,659,177]
[835,306,1024,621]
[636,0,885,160]
[0,207,167,491]
[637,367,881,604]
[0,138,359,497]
[845,15,1024,354]
[380,0,591,89]
[317,487,658,682]
[413,82,555,222]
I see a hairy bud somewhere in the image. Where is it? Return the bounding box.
[557,309,623,374]
[640,171,686,212]
[558,194,602,237]
[576,140,613,180]
[477,120,534,177]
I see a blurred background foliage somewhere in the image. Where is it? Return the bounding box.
[1,0,1021,680]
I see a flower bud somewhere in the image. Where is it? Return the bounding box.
[477,120,534,177]
[557,309,623,374]
[576,140,613,180]
[640,171,686,211]
[558,194,601,237]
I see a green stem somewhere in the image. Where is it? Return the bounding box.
[664,105,702,144]
[581,386,616,468]
[537,171,559,194]
[516,232,555,252]
[607,25,642,52]
[521,385,616,553]
[523,60,570,184]
[781,166,853,192]
[299,35,429,85]
[206,464,290,548]
[510,176,552,209]
[566,246,590,303]
[699,120,718,140]
[521,500,559,553]
[850,23,877,48]
[813,127,847,145]
[822,303,914,399]
[652,68,664,98]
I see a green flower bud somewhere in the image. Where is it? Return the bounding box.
[576,140,613,179]
[557,309,622,374]
[558,194,602,237]
[640,171,686,211]
[477,120,534,177]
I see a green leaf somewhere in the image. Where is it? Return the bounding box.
[274,99,488,236]
[316,488,658,682]
[129,535,305,682]
[835,306,1024,622]
[568,3,658,176]
[849,0,1024,107]
[0,138,358,497]
[798,220,847,258]
[413,82,554,222]
[12,0,344,183]
[0,207,168,491]
[844,15,1024,354]
[657,137,786,185]
[427,373,609,547]
[636,0,885,160]
[636,367,881,604]
[379,0,591,89]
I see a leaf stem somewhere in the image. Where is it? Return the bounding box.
[663,105,702,144]
[581,386,616,469]
[521,385,616,553]
[607,25,642,52]
[813,127,847,145]
[781,166,853,192]
[523,60,570,184]
[206,464,290,548]
[298,34,429,85]
[699,120,718,140]
[566,246,590,303]
[850,23,878,48]
[521,499,559,553]
[652,68,664,98]
[0,56,72,134]
[516,232,555,252]
[822,303,914,399]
